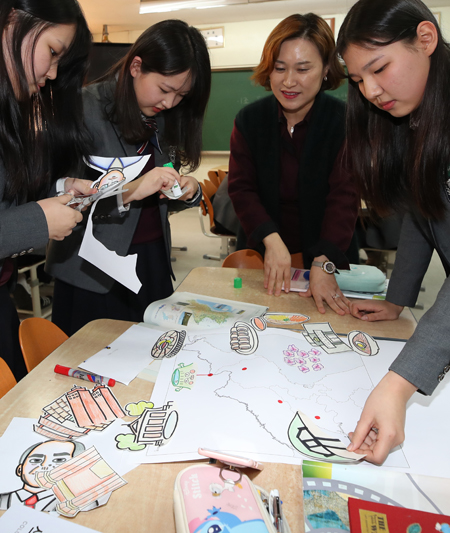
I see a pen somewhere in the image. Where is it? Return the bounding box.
[54,364,115,386]
[269,489,284,533]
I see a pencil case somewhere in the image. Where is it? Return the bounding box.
[173,464,289,533]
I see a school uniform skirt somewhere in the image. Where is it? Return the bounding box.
[52,239,173,336]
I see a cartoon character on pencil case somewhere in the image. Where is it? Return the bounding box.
[0,440,84,512]
[436,524,450,533]
[209,478,242,497]
[192,505,268,533]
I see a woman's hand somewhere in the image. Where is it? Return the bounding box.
[37,195,83,240]
[262,233,291,296]
[299,256,350,315]
[347,371,417,464]
[64,178,96,197]
[177,175,199,201]
[123,166,179,203]
[351,300,404,321]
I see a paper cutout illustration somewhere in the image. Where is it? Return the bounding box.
[230,321,259,355]
[347,331,380,356]
[288,410,363,463]
[35,385,125,440]
[263,312,310,326]
[116,401,179,451]
[283,344,324,373]
[34,445,126,517]
[151,330,186,359]
[0,440,86,513]
[79,155,150,293]
[125,400,154,416]
[171,362,198,392]
[250,316,267,331]
[302,323,351,354]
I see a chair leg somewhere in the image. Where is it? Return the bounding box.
[203,253,221,261]
[29,266,42,318]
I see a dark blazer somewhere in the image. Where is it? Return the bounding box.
[386,203,450,395]
[0,162,48,272]
[46,80,197,294]
[228,93,358,268]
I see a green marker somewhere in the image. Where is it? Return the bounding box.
[162,162,182,198]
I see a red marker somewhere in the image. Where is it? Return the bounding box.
[54,365,115,386]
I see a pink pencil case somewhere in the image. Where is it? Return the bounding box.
[174,464,289,533]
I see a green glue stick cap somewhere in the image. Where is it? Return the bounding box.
[163,162,174,168]
[234,277,242,289]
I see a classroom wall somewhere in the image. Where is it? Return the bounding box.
[93,4,450,173]
[94,5,450,67]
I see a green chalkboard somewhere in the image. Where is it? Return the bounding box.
[202,69,348,151]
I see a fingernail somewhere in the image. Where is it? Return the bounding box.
[347,443,354,451]
[362,315,368,320]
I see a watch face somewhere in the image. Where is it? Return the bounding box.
[323,261,336,274]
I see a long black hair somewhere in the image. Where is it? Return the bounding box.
[104,19,211,172]
[336,0,450,219]
[0,0,91,202]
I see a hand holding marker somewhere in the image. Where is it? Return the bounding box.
[160,162,183,199]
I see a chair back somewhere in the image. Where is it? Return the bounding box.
[0,358,17,398]
[19,318,68,372]
[222,249,264,269]
[217,169,228,184]
[207,170,221,188]
[199,190,215,229]
[201,179,218,202]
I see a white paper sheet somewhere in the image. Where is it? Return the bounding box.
[78,155,150,293]
[79,324,159,385]
[0,506,100,532]
[118,327,450,479]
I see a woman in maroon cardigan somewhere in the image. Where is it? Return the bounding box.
[228,14,359,316]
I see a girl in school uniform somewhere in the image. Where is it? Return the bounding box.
[0,0,92,380]
[336,0,450,463]
[46,20,211,335]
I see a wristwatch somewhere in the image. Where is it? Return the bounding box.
[311,260,338,274]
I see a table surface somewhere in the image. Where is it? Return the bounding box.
[0,267,417,532]
[178,267,417,339]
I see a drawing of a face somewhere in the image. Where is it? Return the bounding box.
[16,441,76,490]
[93,169,126,192]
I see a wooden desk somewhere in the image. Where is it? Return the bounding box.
[177,267,417,339]
[0,267,416,531]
